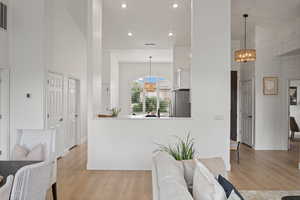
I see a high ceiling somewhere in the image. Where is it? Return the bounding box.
[102,0,300,48]
[232,0,300,40]
[102,0,191,49]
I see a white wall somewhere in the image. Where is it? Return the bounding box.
[10,0,46,132]
[290,80,300,126]
[173,46,191,89]
[254,26,284,150]
[100,50,111,113]
[46,0,88,144]
[87,0,103,120]
[253,23,300,150]
[88,0,231,170]
[10,0,89,154]
[110,53,119,109]
[119,62,172,116]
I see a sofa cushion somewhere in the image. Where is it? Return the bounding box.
[182,160,196,189]
[193,160,227,200]
[153,152,186,187]
[160,179,193,200]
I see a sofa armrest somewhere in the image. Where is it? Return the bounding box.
[152,160,160,200]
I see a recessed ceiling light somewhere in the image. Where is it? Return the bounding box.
[128,32,133,36]
[172,3,179,8]
[168,32,174,37]
[121,3,127,8]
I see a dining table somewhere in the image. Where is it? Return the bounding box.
[0,161,41,187]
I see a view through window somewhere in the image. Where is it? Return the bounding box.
[131,77,171,117]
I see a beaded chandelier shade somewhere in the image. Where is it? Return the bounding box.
[144,56,156,92]
[235,14,256,63]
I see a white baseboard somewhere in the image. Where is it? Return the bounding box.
[254,146,288,150]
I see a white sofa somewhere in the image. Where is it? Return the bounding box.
[152,152,227,200]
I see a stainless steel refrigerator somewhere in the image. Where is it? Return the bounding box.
[170,89,191,117]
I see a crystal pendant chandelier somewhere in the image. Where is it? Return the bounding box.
[235,14,256,63]
[144,56,156,92]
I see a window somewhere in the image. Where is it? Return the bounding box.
[131,77,171,117]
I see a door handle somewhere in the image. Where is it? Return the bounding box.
[59,118,63,122]
[248,115,252,119]
[75,114,78,118]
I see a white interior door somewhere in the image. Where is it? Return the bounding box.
[47,72,64,156]
[241,80,253,146]
[0,69,9,160]
[66,78,79,149]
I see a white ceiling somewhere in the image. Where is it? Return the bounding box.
[102,0,191,49]
[232,0,300,40]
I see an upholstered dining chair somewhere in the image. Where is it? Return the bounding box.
[15,129,57,200]
[0,175,14,200]
[10,161,54,200]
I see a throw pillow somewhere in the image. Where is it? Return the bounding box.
[228,190,243,200]
[12,144,29,160]
[217,175,244,200]
[193,160,227,200]
[26,144,45,161]
[12,144,45,161]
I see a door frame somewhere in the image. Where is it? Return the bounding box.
[46,71,65,129]
[67,76,80,146]
[46,71,65,157]
[0,68,10,160]
[286,79,300,151]
[239,78,255,147]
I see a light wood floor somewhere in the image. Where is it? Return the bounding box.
[47,142,300,200]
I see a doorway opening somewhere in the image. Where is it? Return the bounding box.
[230,71,238,141]
[288,80,300,154]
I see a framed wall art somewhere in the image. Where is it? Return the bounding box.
[289,86,297,105]
[263,77,278,95]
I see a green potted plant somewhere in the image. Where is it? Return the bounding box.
[110,107,121,117]
[155,133,195,161]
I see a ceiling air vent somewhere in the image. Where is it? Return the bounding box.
[144,43,156,47]
[0,2,7,30]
